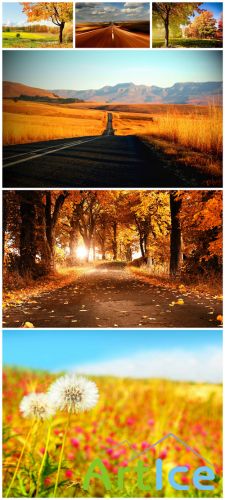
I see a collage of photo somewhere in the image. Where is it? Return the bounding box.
[1,1,223,499]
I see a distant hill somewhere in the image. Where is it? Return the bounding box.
[53,81,222,105]
[3,80,222,105]
[3,81,59,99]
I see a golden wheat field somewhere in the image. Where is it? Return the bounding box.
[112,105,222,157]
[3,100,107,145]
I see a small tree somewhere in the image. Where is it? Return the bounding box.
[190,10,217,39]
[153,2,202,47]
[21,2,73,44]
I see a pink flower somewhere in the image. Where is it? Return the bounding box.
[67,452,75,460]
[141,441,149,451]
[40,447,45,455]
[106,437,117,444]
[181,475,189,484]
[106,448,113,455]
[112,449,124,459]
[126,417,136,426]
[120,460,128,467]
[148,419,155,427]
[71,438,79,448]
[102,459,110,468]
[75,426,83,433]
[159,449,167,459]
[65,469,73,479]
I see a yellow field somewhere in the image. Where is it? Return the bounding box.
[3,100,107,145]
[112,105,222,157]
[3,368,223,497]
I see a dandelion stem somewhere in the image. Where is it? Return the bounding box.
[6,424,33,498]
[53,413,71,497]
[36,420,52,498]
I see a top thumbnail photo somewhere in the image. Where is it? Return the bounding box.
[2,2,74,48]
[152,2,223,49]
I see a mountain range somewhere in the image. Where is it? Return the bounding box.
[53,82,222,105]
[3,81,222,105]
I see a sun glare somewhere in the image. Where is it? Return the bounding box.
[76,245,88,259]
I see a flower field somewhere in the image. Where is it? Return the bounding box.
[3,368,223,497]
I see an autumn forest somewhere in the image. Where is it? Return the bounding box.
[3,189,222,280]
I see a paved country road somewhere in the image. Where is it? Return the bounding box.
[3,266,222,328]
[76,24,149,48]
[3,112,195,188]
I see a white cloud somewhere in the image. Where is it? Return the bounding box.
[73,347,222,383]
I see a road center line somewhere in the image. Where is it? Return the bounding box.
[3,136,102,168]
[3,140,82,161]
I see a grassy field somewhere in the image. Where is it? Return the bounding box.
[3,100,107,144]
[2,31,73,48]
[112,104,222,181]
[113,105,222,155]
[3,367,222,497]
[152,37,222,48]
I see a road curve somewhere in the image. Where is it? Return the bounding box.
[3,266,222,328]
[76,24,149,48]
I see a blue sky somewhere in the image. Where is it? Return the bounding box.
[76,3,150,23]
[3,330,222,382]
[3,50,222,90]
[198,3,222,20]
[2,2,53,26]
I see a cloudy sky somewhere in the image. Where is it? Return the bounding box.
[3,330,222,383]
[76,2,149,23]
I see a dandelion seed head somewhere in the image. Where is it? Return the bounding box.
[19,392,55,420]
[48,374,99,413]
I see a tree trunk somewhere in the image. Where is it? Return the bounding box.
[59,22,65,43]
[139,235,145,259]
[170,192,182,276]
[3,193,8,260]
[145,232,152,269]
[165,13,169,47]
[112,222,118,260]
[45,192,54,269]
[19,192,36,277]
[36,194,51,275]
[45,191,67,269]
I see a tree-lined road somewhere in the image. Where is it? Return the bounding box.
[3,266,222,328]
[76,24,149,48]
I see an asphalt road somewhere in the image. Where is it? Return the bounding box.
[76,24,149,48]
[3,113,192,188]
[3,266,222,328]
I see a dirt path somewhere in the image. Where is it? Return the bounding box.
[3,265,222,328]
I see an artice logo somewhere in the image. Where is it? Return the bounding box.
[83,433,215,492]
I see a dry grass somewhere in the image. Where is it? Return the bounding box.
[3,100,107,145]
[113,105,222,157]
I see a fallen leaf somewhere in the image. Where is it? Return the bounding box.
[22,322,34,328]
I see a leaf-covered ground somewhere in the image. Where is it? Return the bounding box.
[3,266,223,328]
[3,368,222,497]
